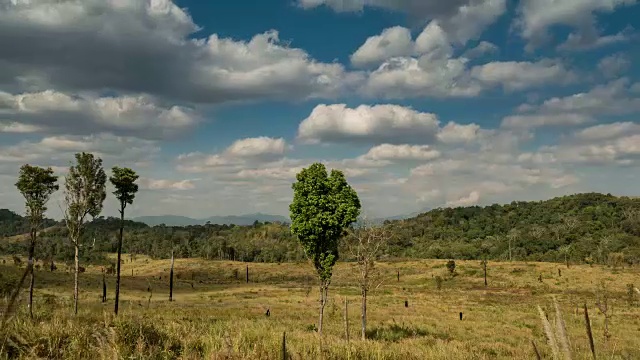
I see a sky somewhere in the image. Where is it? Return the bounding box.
[0,0,639,220]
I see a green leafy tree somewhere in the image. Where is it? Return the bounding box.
[15,165,58,318]
[62,152,107,315]
[110,166,139,315]
[289,163,360,336]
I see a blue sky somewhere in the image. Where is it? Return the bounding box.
[0,0,639,219]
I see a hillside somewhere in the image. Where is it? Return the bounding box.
[2,192,639,266]
[0,209,58,238]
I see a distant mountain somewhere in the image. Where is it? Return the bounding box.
[132,213,289,226]
[370,209,430,224]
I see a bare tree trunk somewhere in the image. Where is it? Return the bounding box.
[318,283,327,335]
[361,288,367,340]
[169,251,174,302]
[483,260,487,287]
[344,297,349,343]
[102,273,107,303]
[74,243,79,315]
[508,238,512,262]
[28,228,36,319]
[114,208,124,315]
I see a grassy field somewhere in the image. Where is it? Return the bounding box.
[1,256,639,359]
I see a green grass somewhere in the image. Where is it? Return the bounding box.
[1,256,639,359]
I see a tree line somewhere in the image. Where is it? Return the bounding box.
[3,193,639,267]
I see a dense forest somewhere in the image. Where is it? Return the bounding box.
[1,193,639,266]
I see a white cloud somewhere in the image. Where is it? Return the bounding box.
[501,113,592,129]
[355,20,575,99]
[597,53,631,79]
[447,190,480,207]
[470,59,576,91]
[0,90,198,139]
[225,137,287,159]
[298,0,507,38]
[361,144,441,161]
[575,121,640,142]
[556,26,634,52]
[0,1,361,103]
[437,122,481,143]
[503,78,640,129]
[297,104,440,144]
[176,137,290,173]
[350,26,414,68]
[463,41,499,58]
[515,0,638,50]
[0,133,159,170]
[140,178,197,191]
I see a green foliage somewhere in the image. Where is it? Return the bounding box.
[15,165,59,224]
[289,163,360,282]
[64,152,107,240]
[109,167,139,211]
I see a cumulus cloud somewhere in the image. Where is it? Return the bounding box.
[515,0,638,50]
[0,133,159,171]
[0,90,198,139]
[574,121,640,142]
[297,104,440,144]
[597,53,631,79]
[139,178,197,191]
[502,78,640,129]
[350,26,414,68]
[176,137,290,173]
[447,190,480,207]
[361,144,441,161]
[225,137,288,159]
[355,20,576,99]
[463,41,499,59]
[469,59,576,91]
[0,0,360,103]
[299,0,507,45]
[297,103,492,146]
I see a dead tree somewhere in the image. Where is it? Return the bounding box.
[346,217,390,340]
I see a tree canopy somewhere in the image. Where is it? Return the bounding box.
[289,163,361,282]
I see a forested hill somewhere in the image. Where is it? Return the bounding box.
[1,192,639,265]
[0,209,58,238]
[384,192,640,263]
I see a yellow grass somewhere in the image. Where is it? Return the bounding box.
[1,256,639,359]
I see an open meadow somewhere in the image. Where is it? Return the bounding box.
[1,256,639,359]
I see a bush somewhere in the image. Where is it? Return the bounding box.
[446,260,456,274]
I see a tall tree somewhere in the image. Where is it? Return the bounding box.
[289,163,360,336]
[347,218,389,340]
[62,152,106,315]
[109,167,139,315]
[15,165,58,318]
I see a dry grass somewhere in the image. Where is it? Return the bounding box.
[1,256,639,359]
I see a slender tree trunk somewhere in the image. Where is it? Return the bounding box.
[28,228,36,319]
[508,238,512,262]
[114,207,124,315]
[169,251,174,302]
[102,273,107,303]
[361,288,367,340]
[483,260,487,287]
[318,283,328,335]
[74,242,79,315]
[344,297,349,343]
